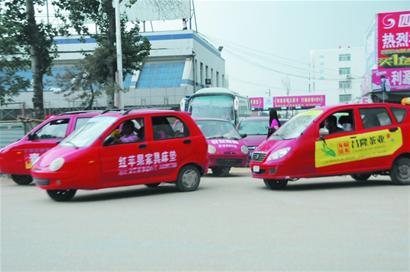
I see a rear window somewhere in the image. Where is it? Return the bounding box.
[359,108,392,129]
[391,107,407,123]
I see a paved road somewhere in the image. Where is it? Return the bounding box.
[1,169,409,271]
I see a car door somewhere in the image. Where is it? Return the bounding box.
[149,114,193,181]
[100,116,156,184]
[314,108,365,176]
[17,118,70,171]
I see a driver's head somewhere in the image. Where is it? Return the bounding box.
[325,115,337,129]
[122,120,135,135]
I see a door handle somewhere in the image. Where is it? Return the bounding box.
[389,127,398,132]
[139,143,147,149]
[183,139,191,144]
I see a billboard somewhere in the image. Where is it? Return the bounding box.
[249,97,264,110]
[377,11,410,69]
[372,68,410,91]
[121,0,191,22]
[273,95,326,108]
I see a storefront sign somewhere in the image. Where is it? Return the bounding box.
[273,95,326,108]
[372,68,410,91]
[377,11,410,68]
[249,97,264,109]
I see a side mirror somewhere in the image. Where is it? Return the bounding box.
[27,134,35,141]
[319,128,329,138]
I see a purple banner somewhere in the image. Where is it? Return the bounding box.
[273,95,326,108]
[372,68,410,91]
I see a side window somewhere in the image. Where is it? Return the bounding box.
[391,107,407,123]
[320,110,355,134]
[152,116,189,140]
[33,119,69,139]
[104,118,145,146]
[359,108,392,129]
[74,117,92,130]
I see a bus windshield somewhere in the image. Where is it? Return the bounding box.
[190,95,234,121]
[269,110,323,140]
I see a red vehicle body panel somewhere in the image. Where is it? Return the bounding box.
[250,103,410,180]
[207,139,249,168]
[31,110,208,191]
[0,112,100,176]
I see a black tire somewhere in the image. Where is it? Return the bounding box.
[176,165,200,192]
[145,183,160,188]
[391,157,410,185]
[263,179,288,190]
[11,175,33,185]
[46,189,77,202]
[211,167,231,177]
[351,173,371,182]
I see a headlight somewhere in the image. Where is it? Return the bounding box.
[208,145,216,154]
[49,158,65,171]
[240,145,249,154]
[266,147,291,162]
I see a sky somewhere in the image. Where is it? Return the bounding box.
[186,0,410,97]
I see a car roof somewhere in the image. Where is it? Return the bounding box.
[101,109,181,118]
[49,111,101,119]
[194,118,231,122]
[312,103,409,112]
[239,116,268,121]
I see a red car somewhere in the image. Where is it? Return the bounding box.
[195,118,249,176]
[250,103,410,189]
[0,111,100,185]
[31,110,208,201]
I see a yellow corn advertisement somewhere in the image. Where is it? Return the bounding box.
[315,128,403,168]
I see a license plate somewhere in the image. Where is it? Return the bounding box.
[253,165,260,173]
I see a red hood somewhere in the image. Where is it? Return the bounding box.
[255,138,295,153]
[242,135,267,147]
[34,145,82,168]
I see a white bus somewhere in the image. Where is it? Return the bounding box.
[182,88,251,125]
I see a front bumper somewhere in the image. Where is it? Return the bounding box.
[208,154,249,168]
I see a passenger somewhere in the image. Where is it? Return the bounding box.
[267,109,281,138]
[325,115,344,134]
[339,115,353,131]
[119,120,139,143]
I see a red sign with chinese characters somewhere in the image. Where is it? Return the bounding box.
[377,11,410,68]
[273,95,325,108]
[249,97,264,109]
[372,68,410,91]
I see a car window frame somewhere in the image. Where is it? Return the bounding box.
[358,107,393,130]
[151,115,190,141]
[31,118,70,140]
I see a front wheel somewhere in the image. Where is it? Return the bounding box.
[351,173,371,182]
[11,175,33,185]
[211,167,231,177]
[391,157,410,185]
[263,179,288,190]
[46,189,77,202]
[176,165,200,192]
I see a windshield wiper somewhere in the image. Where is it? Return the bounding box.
[64,140,78,148]
[207,136,225,139]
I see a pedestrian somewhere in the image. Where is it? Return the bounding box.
[267,108,281,138]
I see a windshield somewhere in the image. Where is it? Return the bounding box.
[237,119,268,135]
[269,110,323,140]
[196,120,241,140]
[60,116,118,148]
[190,95,234,121]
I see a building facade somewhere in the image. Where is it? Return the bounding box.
[310,46,365,105]
[3,30,226,111]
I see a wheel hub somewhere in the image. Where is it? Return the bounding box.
[398,164,410,180]
[182,170,198,188]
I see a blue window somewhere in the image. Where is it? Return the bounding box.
[137,61,185,89]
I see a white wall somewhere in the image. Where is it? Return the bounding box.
[310,46,365,105]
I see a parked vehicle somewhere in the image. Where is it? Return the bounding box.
[31,110,208,201]
[250,103,410,189]
[196,118,248,177]
[237,116,269,155]
[183,87,251,126]
[0,111,100,185]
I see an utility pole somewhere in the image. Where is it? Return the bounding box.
[113,0,124,109]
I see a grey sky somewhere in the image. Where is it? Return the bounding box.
[192,0,410,97]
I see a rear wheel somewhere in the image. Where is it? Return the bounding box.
[145,183,160,188]
[351,173,371,182]
[46,189,77,202]
[391,157,410,185]
[11,175,33,185]
[176,165,200,192]
[211,167,231,177]
[263,179,288,190]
